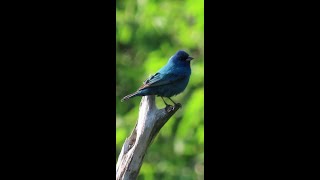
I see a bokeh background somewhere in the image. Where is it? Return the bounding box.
[116,0,204,179]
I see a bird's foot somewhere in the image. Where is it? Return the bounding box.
[165,103,182,112]
[165,105,174,112]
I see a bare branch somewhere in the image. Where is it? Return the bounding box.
[116,95,181,180]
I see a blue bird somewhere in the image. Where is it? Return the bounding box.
[121,50,194,106]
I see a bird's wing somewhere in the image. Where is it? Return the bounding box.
[138,72,185,90]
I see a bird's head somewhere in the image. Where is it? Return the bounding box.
[169,50,194,65]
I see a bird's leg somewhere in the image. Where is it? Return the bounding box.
[161,97,173,112]
[161,96,169,106]
[168,97,181,108]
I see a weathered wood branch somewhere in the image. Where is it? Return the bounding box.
[116,95,181,180]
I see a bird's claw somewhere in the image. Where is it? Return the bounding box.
[165,105,174,112]
[165,103,182,112]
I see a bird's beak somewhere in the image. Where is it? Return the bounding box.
[186,56,194,61]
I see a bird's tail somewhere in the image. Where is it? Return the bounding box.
[121,92,138,102]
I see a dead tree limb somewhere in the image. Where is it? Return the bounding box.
[116,95,181,180]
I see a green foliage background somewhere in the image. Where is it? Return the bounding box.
[116,0,204,179]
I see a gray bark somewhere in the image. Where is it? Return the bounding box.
[116,95,181,180]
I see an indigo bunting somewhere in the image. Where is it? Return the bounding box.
[121,50,194,106]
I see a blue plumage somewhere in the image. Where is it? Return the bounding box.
[121,50,194,105]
